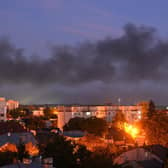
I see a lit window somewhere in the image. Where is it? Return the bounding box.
[86,112,91,116]
[138,115,141,119]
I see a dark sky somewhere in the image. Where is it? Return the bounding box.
[0,0,168,105]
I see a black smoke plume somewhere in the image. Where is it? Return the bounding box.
[0,23,168,85]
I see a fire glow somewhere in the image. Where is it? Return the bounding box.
[124,123,139,139]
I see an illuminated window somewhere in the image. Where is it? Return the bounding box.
[138,110,141,114]
[86,112,91,116]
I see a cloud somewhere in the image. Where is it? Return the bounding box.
[0,23,168,86]
[1,23,168,104]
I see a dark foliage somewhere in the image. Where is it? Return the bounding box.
[0,151,17,166]
[63,117,108,136]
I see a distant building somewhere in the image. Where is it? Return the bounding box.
[57,103,143,130]
[7,99,19,110]
[32,109,44,117]
[0,97,7,121]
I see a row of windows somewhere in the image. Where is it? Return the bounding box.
[73,111,116,116]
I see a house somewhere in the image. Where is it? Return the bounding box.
[1,157,42,168]
[114,147,163,165]
[0,122,38,154]
[121,159,163,168]
[145,144,168,162]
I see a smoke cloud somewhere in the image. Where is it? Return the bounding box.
[0,23,168,85]
[1,23,168,104]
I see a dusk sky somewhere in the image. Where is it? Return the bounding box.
[0,0,168,105]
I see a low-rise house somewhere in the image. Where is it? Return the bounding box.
[1,157,42,168]
[0,122,38,156]
[32,109,44,117]
[121,159,163,168]
[114,145,168,168]
[114,148,162,165]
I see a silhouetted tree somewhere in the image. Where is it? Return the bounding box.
[43,135,119,168]
[80,150,119,168]
[63,117,85,131]
[147,100,156,118]
[8,108,27,119]
[84,117,108,136]
[64,117,108,137]
[43,135,77,168]
[142,113,168,145]
[43,107,57,119]
[0,151,17,166]
[17,142,29,161]
[112,110,126,129]
[24,117,45,130]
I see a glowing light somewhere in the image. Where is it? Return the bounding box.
[25,142,39,156]
[138,115,141,119]
[0,143,17,152]
[86,112,91,116]
[53,110,58,115]
[138,110,141,114]
[123,123,139,139]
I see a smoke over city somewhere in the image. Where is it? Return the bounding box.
[0,24,168,104]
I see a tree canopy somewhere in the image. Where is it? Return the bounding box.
[43,107,57,119]
[63,117,108,137]
[8,108,27,119]
[142,113,168,146]
[112,110,126,129]
[43,135,120,168]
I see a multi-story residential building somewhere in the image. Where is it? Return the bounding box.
[0,97,7,121]
[57,103,143,130]
[7,99,19,110]
[119,105,142,122]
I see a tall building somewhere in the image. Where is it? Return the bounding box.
[0,97,7,121]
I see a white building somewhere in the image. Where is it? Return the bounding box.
[32,109,44,117]
[0,97,7,121]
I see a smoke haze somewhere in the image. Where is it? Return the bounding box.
[0,24,168,104]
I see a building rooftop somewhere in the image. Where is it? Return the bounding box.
[0,121,26,135]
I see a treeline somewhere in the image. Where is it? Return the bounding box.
[63,117,108,137]
[43,135,120,168]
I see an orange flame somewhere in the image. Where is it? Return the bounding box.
[124,123,139,139]
[0,143,18,152]
[25,142,39,156]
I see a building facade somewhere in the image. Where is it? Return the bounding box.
[0,97,7,121]
[57,104,143,130]
[7,99,19,110]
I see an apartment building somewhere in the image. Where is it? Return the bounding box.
[57,104,142,130]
